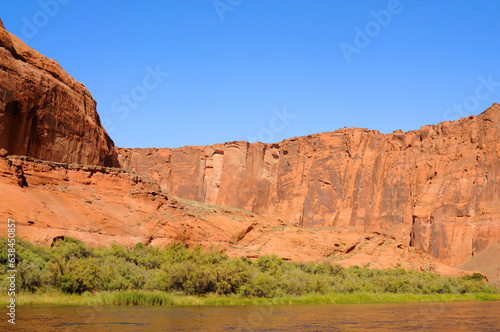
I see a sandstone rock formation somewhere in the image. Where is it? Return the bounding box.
[460,242,500,286]
[0,18,118,167]
[0,154,472,278]
[0,18,495,282]
[118,104,500,267]
[0,154,251,248]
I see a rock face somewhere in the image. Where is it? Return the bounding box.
[118,104,500,267]
[460,242,500,286]
[0,154,472,279]
[0,18,118,167]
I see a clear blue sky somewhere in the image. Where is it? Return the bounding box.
[1,1,499,148]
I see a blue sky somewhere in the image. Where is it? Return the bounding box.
[1,1,499,148]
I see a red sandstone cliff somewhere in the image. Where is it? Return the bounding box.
[0,18,118,167]
[118,104,500,267]
[0,154,472,278]
[0,18,496,280]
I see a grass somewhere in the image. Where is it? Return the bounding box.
[2,291,500,307]
[3,238,499,308]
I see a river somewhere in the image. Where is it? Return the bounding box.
[3,301,500,331]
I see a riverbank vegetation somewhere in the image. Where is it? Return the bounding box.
[1,237,498,305]
[2,290,499,306]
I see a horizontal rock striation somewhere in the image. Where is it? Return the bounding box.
[118,104,500,266]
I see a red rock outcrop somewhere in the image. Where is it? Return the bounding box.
[460,242,500,286]
[0,154,472,279]
[0,18,495,281]
[118,104,500,267]
[0,18,118,167]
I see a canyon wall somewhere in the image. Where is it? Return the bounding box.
[0,17,496,276]
[118,104,500,266]
[0,155,473,278]
[0,18,118,167]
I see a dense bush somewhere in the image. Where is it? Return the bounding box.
[0,237,498,297]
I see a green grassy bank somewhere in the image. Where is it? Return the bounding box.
[1,237,498,306]
[2,290,500,306]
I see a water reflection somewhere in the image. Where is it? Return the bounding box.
[3,301,499,331]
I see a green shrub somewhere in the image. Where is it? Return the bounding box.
[58,258,99,294]
[1,237,498,298]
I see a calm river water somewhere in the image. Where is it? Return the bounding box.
[2,301,500,331]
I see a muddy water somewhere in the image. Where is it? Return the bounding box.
[3,301,500,331]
